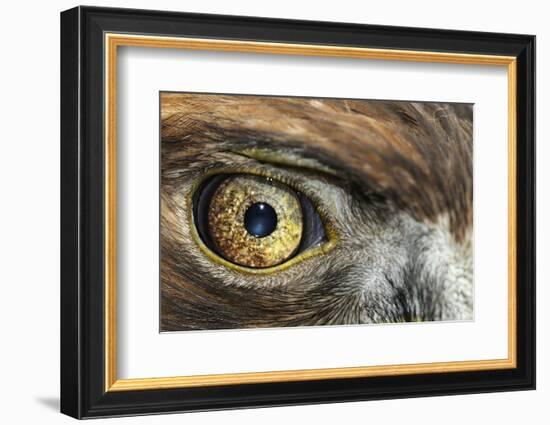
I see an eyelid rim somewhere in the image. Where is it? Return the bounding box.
[232,148,339,178]
[186,167,339,275]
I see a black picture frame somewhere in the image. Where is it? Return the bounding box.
[61,5,535,419]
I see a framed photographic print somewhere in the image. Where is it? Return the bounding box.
[60,6,535,419]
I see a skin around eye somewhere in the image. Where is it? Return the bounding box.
[207,175,303,268]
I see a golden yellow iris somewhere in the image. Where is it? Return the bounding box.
[207,175,303,268]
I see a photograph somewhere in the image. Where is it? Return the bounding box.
[55,4,536,419]
[160,93,474,331]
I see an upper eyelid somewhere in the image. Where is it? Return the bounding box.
[230,148,338,177]
[226,148,380,202]
[193,162,326,202]
[224,155,389,227]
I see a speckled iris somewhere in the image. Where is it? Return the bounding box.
[207,175,303,268]
[244,202,278,237]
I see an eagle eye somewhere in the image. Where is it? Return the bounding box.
[192,173,327,269]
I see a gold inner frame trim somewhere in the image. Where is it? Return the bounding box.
[104,33,518,392]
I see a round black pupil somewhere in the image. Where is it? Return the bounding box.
[244,202,277,238]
